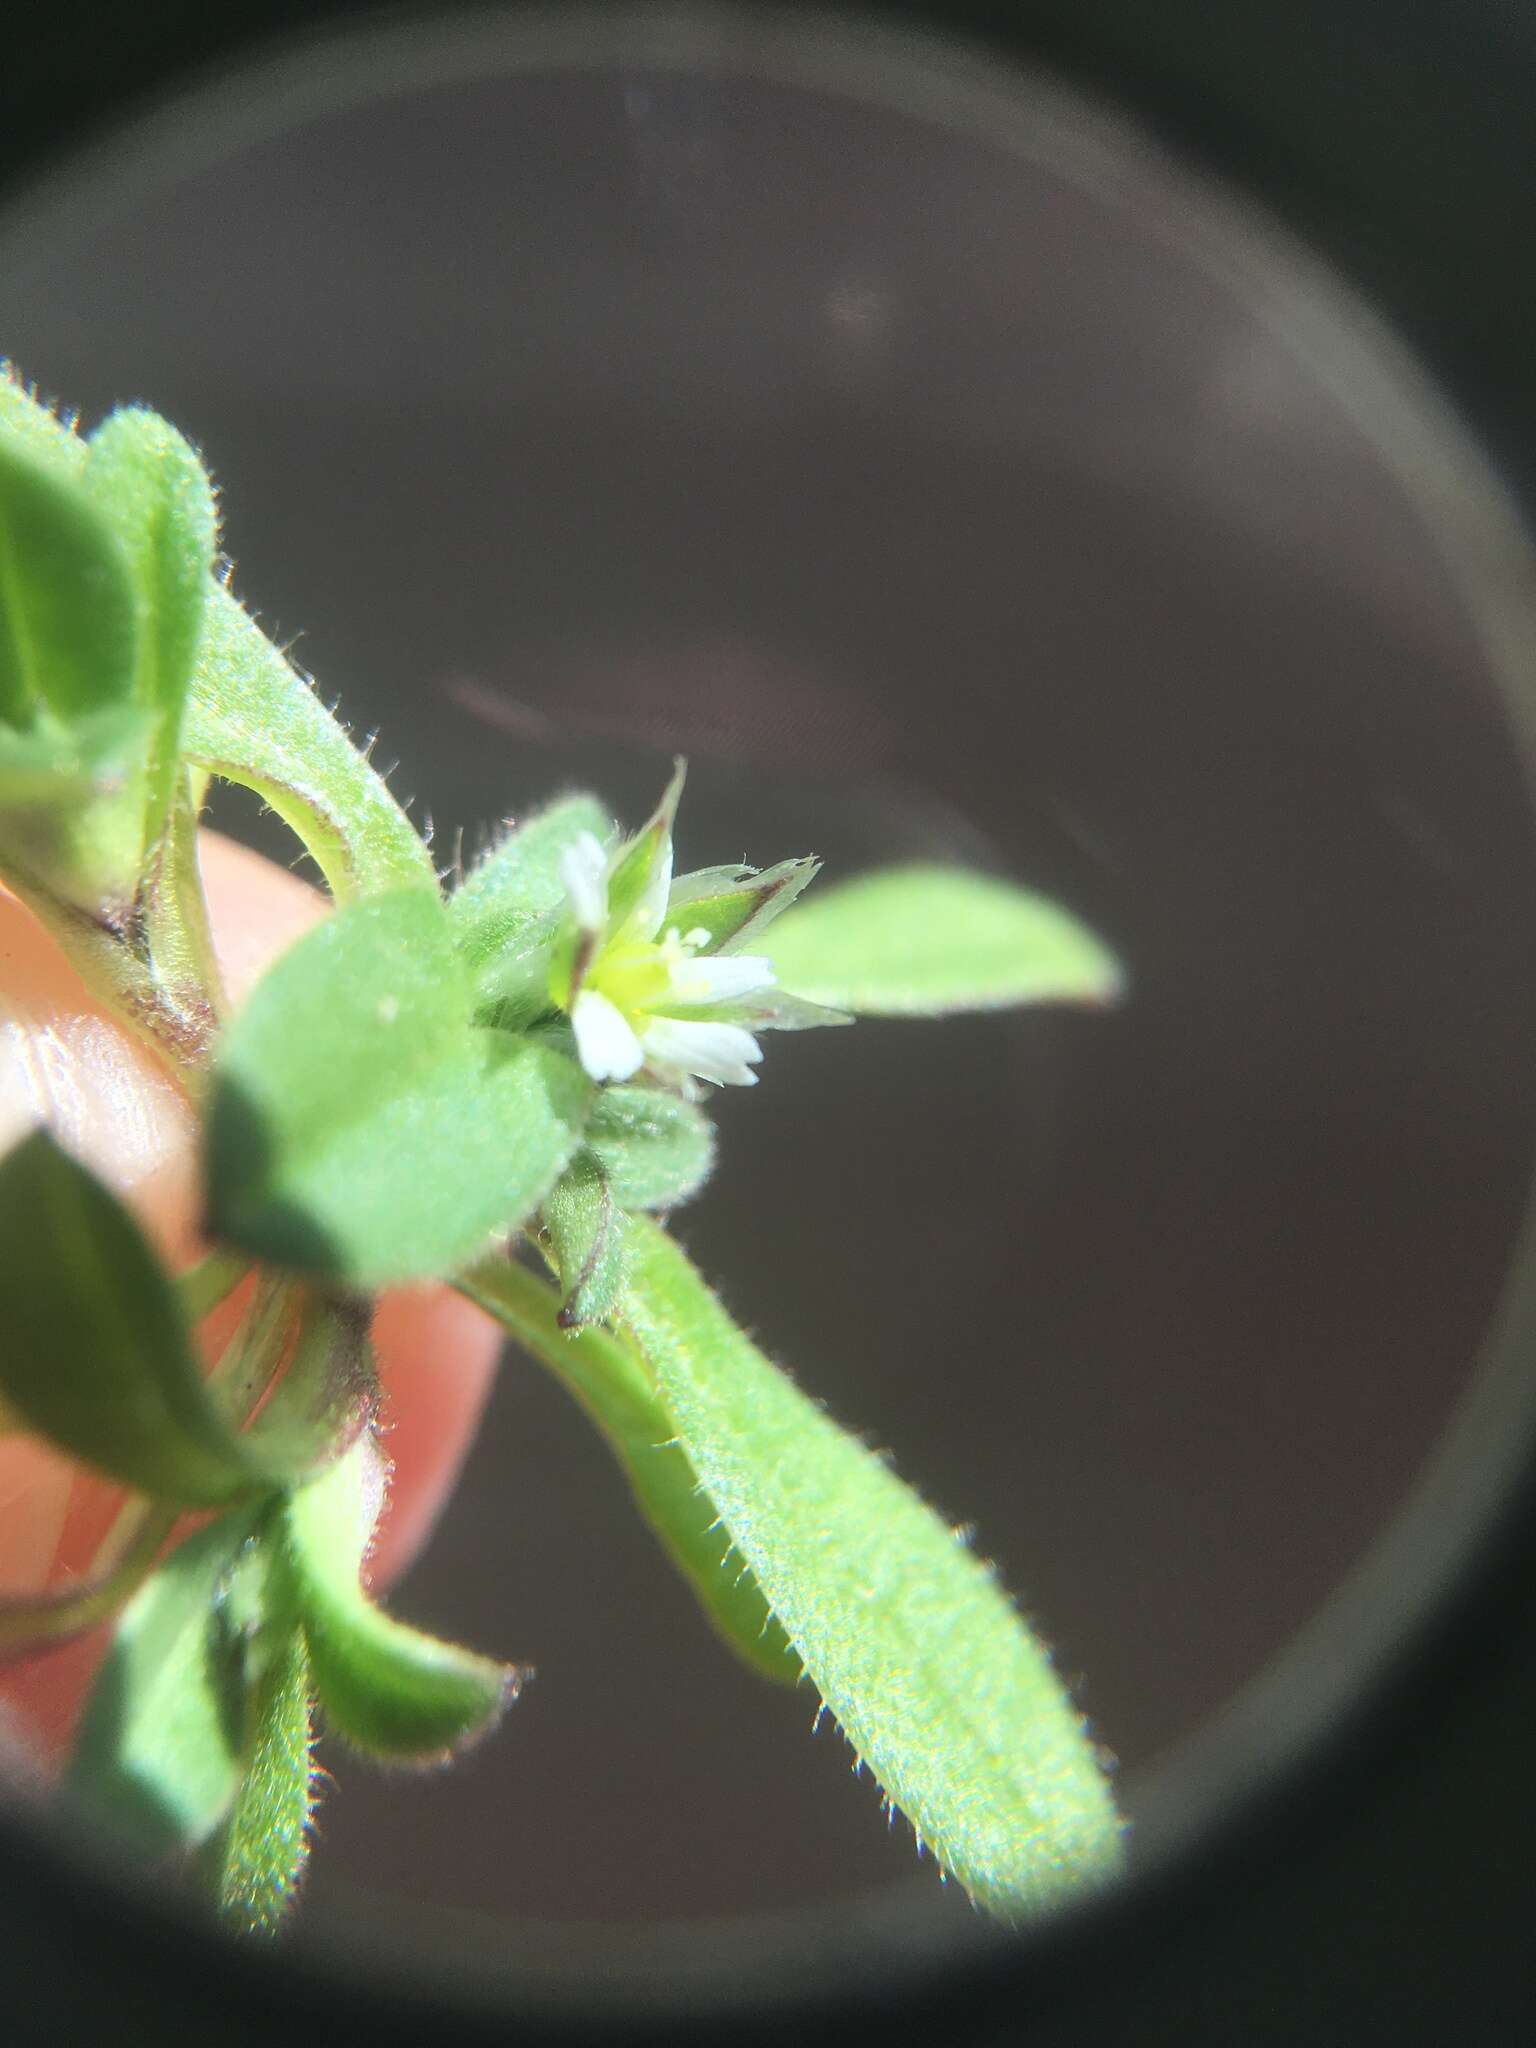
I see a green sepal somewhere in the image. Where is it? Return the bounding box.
[0,1130,308,1507]
[184,584,437,902]
[760,864,1123,1017]
[543,1156,629,1329]
[457,1256,800,1686]
[584,1084,716,1210]
[209,1625,316,1935]
[82,406,217,845]
[281,1436,521,1763]
[66,1510,262,1856]
[451,792,613,1021]
[604,757,685,936]
[665,856,820,954]
[620,1220,1125,1920]
[206,888,590,1286]
[664,988,852,1035]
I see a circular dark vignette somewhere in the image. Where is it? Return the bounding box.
[1,2,1536,2042]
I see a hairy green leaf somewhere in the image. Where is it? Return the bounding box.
[585,1084,715,1210]
[451,792,613,1019]
[0,363,86,473]
[665,856,820,954]
[0,428,137,730]
[282,1437,519,1762]
[0,1131,284,1506]
[543,1156,629,1329]
[456,1256,800,1685]
[620,1221,1124,1919]
[760,864,1123,1017]
[212,1626,315,1935]
[1,368,429,904]
[206,889,590,1284]
[184,585,435,902]
[66,1511,260,1855]
[83,407,217,840]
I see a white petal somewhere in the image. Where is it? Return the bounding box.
[672,952,777,1003]
[559,832,610,932]
[641,1016,763,1087]
[571,988,644,1082]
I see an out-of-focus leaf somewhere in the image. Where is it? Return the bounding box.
[184,584,436,902]
[543,1156,629,1329]
[620,1220,1125,1920]
[0,1131,285,1506]
[456,1255,800,1686]
[281,1437,520,1763]
[0,1504,177,1657]
[584,1084,715,1211]
[0,429,137,729]
[760,864,1123,1016]
[176,1250,250,1329]
[206,887,589,1286]
[66,1511,260,1855]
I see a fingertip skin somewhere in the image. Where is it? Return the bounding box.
[367,1285,502,1586]
[0,833,501,1759]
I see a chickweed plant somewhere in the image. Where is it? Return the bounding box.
[0,365,1125,1933]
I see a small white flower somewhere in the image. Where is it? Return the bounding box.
[547,760,847,1094]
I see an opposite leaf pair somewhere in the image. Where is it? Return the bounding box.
[0,365,1130,1933]
[69,1434,517,1935]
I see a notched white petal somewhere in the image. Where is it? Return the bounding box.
[641,1016,764,1088]
[571,988,645,1082]
[676,953,777,1003]
[559,832,610,932]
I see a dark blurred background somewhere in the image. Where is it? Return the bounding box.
[2,14,1533,1938]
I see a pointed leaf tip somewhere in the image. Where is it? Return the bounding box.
[619,1220,1125,1919]
[282,1438,521,1764]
